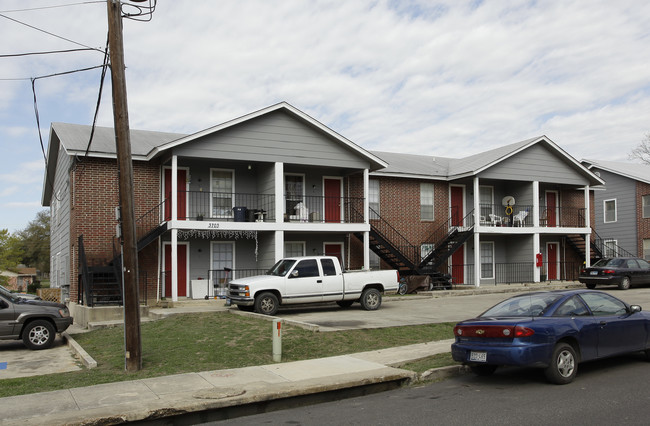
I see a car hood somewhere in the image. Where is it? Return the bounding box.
[16,298,67,309]
[229,275,282,285]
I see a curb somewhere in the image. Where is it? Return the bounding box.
[62,331,97,369]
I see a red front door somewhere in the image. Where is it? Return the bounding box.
[324,243,343,268]
[164,244,187,297]
[547,243,558,280]
[546,191,557,227]
[164,169,187,221]
[324,179,341,223]
[451,245,464,284]
[450,186,464,226]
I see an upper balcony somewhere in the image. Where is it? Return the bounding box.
[477,204,587,228]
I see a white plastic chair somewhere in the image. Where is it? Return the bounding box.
[513,209,528,226]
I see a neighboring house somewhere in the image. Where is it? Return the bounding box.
[581,159,650,260]
[0,267,37,292]
[42,102,604,312]
[42,102,386,307]
[348,137,604,286]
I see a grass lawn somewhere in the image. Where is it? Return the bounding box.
[0,312,457,398]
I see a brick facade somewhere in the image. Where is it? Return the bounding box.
[69,157,161,303]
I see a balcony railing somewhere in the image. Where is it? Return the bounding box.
[478,204,587,228]
[447,261,582,285]
[162,191,366,224]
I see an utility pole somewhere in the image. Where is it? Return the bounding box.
[106,0,142,372]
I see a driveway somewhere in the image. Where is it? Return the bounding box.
[272,287,650,331]
[0,336,82,379]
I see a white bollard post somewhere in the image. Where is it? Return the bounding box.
[272,319,282,362]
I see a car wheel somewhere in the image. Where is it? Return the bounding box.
[22,320,56,350]
[618,276,631,290]
[360,288,382,311]
[255,292,279,316]
[585,283,596,289]
[236,304,254,312]
[470,364,498,376]
[544,342,577,385]
[398,282,408,295]
[336,300,354,308]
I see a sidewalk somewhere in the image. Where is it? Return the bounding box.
[0,282,582,425]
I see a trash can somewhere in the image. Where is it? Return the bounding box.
[233,206,247,222]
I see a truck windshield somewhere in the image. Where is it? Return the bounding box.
[267,259,296,277]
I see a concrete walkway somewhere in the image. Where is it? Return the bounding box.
[0,282,583,425]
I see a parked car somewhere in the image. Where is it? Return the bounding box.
[0,284,41,300]
[228,256,399,315]
[451,290,650,384]
[579,257,650,290]
[0,285,73,350]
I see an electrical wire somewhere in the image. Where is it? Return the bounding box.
[0,48,97,58]
[0,13,104,53]
[84,35,111,158]
[0,2,104,14]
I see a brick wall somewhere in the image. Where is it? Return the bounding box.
[346,175,449,269]
[69,157,161,303]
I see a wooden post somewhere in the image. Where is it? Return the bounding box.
[106,0,142,372]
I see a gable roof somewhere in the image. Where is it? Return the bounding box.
[581,159,650,185]
[372,135,603,185]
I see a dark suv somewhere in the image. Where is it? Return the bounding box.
[0,285,73,350]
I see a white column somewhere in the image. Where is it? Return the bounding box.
[171,155,178,301]
[363,169,370,270]
[533,232,540,283]
[584,185,591,268]
[274,230,284,262]
[532,181,539,227]
[473,177,480,287]
[275,162,284,224]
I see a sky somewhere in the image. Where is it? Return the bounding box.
[1,0,649,233]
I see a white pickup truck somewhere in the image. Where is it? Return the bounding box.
[227,256,400,315]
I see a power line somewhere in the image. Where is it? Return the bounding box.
[0,48,97,58]
[0,13,104,53]
[0,1,104,14]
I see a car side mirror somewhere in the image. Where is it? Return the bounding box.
[630,305,642,314]
[290,270,299,278]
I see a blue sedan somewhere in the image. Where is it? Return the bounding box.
[451,290,650,384]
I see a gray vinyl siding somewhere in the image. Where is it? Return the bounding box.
[173,111,370,170]
[479,144,589,185]
[592,169,638,256]
[49,148,73,289]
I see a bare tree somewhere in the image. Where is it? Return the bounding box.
[629,133,650,164]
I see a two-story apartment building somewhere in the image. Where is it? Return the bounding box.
[42,102,386,306]
[354,137,604,286]
[581,159,650,259]
[42,102,604,312]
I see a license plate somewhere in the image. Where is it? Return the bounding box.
[469,351,487,362]
[590,271,598,276]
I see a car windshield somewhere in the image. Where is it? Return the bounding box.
[266,259,297,277]
[592,258,625,267]
[480,293,563,317]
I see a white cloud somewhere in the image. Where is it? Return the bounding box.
[0,0,649,231]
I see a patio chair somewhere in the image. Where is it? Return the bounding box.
[488,213,503,226]
[513,209,529,226]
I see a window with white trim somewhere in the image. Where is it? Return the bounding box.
[284,242,305,258]
[421,243,434,266]
[211,169,234,218]
[603,239,618,257]
[369,251,380,270]
[479,186,494,218]
[369,179,379,219]
[285,174,304,215]
[643,195,650,218]
[420,183,434,221]
[644,239,650,261]
[480,242,494,279]
[604,199,617,223]
[211,242,234,282]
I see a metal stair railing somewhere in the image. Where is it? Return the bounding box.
[419,209,475,268]
[367,207,420,269]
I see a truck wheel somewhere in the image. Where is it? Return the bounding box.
[360,288,382,311]
[22,320,56,350]
[255,292,279,316]
[336,300,354,308]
